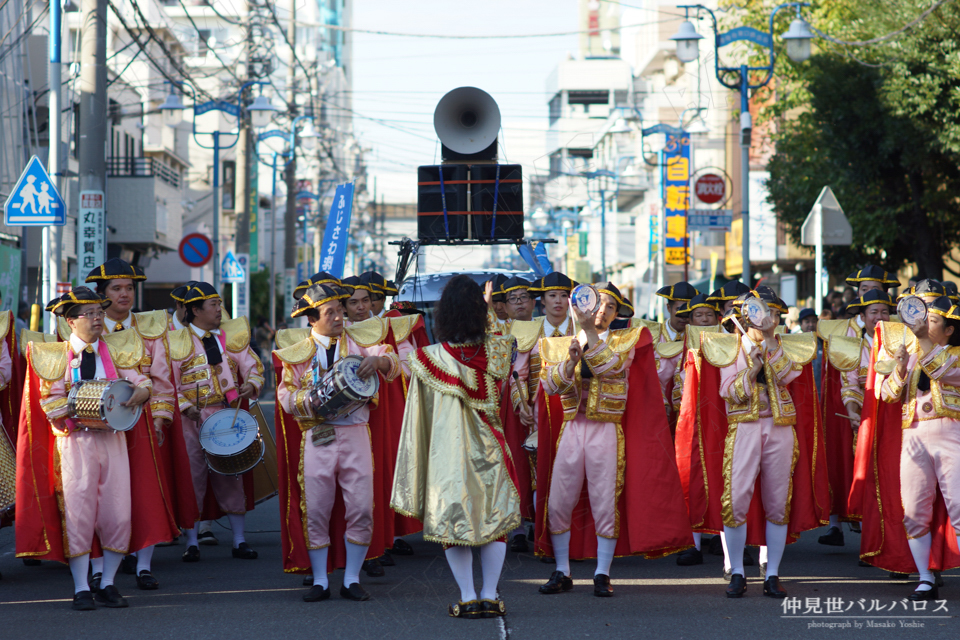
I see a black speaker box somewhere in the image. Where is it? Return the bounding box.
[469,163,523,241]
[417,165,468,241]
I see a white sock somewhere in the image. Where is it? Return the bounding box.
[343,538,366,587]
[551,531,571,577]
[907,533,934,590]
[596,536,616,577]
[227,514,246,547]
[184,527,199,547]
[198,520,213,535]
[829,514,839,529]
[69,555,90,594]
[759,545,768,565]
[307,548,329,588]
[720,531,730,572]
[692,531,702,551]
[137,546,154,574]
[723,525,747,576]
[444,545,477,602]
[764,523,787,578]
[90,556,104,576]
[100,550,124,588]
[479,541,506,601]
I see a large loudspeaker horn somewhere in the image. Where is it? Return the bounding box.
[433,87,501,159]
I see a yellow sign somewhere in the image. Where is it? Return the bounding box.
[725,218,743,277]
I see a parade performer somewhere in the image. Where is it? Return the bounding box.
[845,265,901,298]
[341,275,376,324]
[168,282,264,562]
[535,283,692,597]
[169,281,199,330]
[360,271,392,318]
[15,288,175,610]
[391,275,519,619]
[274,283,402,602]
[652,283,698,423]
[853,295,960,600]
[707,281,752,325]
[715,287,828,599]
[816,289,895,547]
[485,274,511,334]
[501,276,534,322]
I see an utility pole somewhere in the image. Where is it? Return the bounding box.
[233,0,251,317]
[42,0,64,332]
[76,0,107,313]
[283,0,297,319]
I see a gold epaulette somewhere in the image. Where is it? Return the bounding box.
[486,334,515,380]
[103,330,145,369]
[274,337,317,366]
[167,328,194,361]
[700,332,741,368]
[344,317,388,347]
[640,319,661,336]
[389,315,422,344]
[19,329,57,358]
[539,336,576,369]
[817,318,853,341]
[29,341,68,382]
[57,316,71,341]
[655,340,684,359]
[890,314,901,323]
[221,316,251,352]
[775,325,786,335]
[780,332,817,365]
[276,327,310,350]
[133,310,169,339]
[607,326,644,353]
[878,320,918,356]
[826,335,862,372]
[685,324,720,351]
[509,318,543,353]
[0,310,11,342]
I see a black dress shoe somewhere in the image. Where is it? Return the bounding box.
[136,570,159,590]
[390,539,414,556]
[858,559,872,567]
[72,590,96,611]
[818,526,845,546]
[303,585,330,602]
[362,559,385,577]
[89,572,102,593]
[539,570,573,594]
[448,599,482,618]
[182,545,200,562]
[759,562,767,580]
[340,582,371,601]
[231,542,258,559]
[94,585,129,608]
[302,574,314,586]
[908,581,939,601]
[848,521,861,533]
[510,533,529,552]
[377,553,395,567]
[763,576,787,598]
[593,574,613,597]
[676,547,704,566]
[708,535,724,556]
[480,598,506,618]
[197,530,219,546]
[120,554,138,575]
[726,573,747,598]
[22,558,41,567]
[743,548,755,566]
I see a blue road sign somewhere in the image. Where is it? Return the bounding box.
[221,250,246,283]
[4,156,66,226]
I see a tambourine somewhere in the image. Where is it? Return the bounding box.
[741,296,771,328]
[897,295,927,330]
[570,284,600,315]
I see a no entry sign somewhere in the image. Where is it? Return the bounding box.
[179,233,214,267]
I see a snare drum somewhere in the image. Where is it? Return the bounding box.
[310,355,380,423]
[199,408,263,476]
[67,379,141,432]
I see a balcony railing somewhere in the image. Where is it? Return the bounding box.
[107,157,180,189]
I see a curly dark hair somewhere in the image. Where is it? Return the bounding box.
[433,275,488,344]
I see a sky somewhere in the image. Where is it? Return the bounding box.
[350,0,582,205]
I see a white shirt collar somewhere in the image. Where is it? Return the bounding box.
[544,316,570,336]
[190,323,221,338]
[69,334,98,355]
[172,314,185,330]
[311,330,333,348]
[855,315,866,329]
[664,321,678,341]
[103,312,133,334]
[376,309,385,318]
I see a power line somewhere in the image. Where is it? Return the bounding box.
[314,18,676,39]
[175,0,243,83]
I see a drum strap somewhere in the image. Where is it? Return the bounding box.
[80,348,96,380]
[202,334,223,366]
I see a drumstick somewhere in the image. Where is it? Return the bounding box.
[231,398,243,432]
[835,412,860,423]
[513,371,530,406]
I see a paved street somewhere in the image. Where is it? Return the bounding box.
[0,401,957,638]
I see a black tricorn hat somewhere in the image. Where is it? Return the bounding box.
[85,257,146,284]
[845,264,900,288]
[51,287,112,316]
[656,282,699,302]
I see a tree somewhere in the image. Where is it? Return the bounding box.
[765,55,960,279]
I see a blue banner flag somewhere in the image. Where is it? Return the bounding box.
[317,182,355,278]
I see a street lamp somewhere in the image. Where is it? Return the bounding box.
[300,120,319,151]
[247,94,280,129]
[670,2,814,286]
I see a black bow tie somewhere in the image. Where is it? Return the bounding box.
[202,333,223,366]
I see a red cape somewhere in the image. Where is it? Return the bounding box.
[848,329,960,572]
[0,316,22,529]
[275,352,407,574]
[821,355,856,521]
[534,328,692,559]
[674,348,829,544]
[15,345,180,561]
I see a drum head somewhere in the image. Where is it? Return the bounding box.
[571,284,599,315]
[338,355,379,398]
[101,380,141,431]
[199,409,259,456]
[742,297,770,327]
[897,295,927,329]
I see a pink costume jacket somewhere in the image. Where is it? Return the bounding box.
[719,337,802,426]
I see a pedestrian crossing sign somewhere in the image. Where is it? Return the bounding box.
[221,250,246,283]
[4,155,66,225]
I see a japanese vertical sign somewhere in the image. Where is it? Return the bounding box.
[78,191,105,273]
[318,182,355,278]
[248,157,259,271]
[662,134,690,265]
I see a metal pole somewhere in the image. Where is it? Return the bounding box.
[269,152,278,327]
[657,150,665,322]
[600,186,606,280]
[814,204,823,315]
[740,65,752,287]
[43,0,63,331]
[212,131,220,289]
[283,0,298,318]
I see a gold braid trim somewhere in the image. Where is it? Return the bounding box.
[409,349,501,430]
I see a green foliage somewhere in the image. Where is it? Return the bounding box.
[248,266,283,325]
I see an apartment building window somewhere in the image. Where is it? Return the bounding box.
[197,29,212,55]
[548,93,562,125]
[222,160,236,211]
